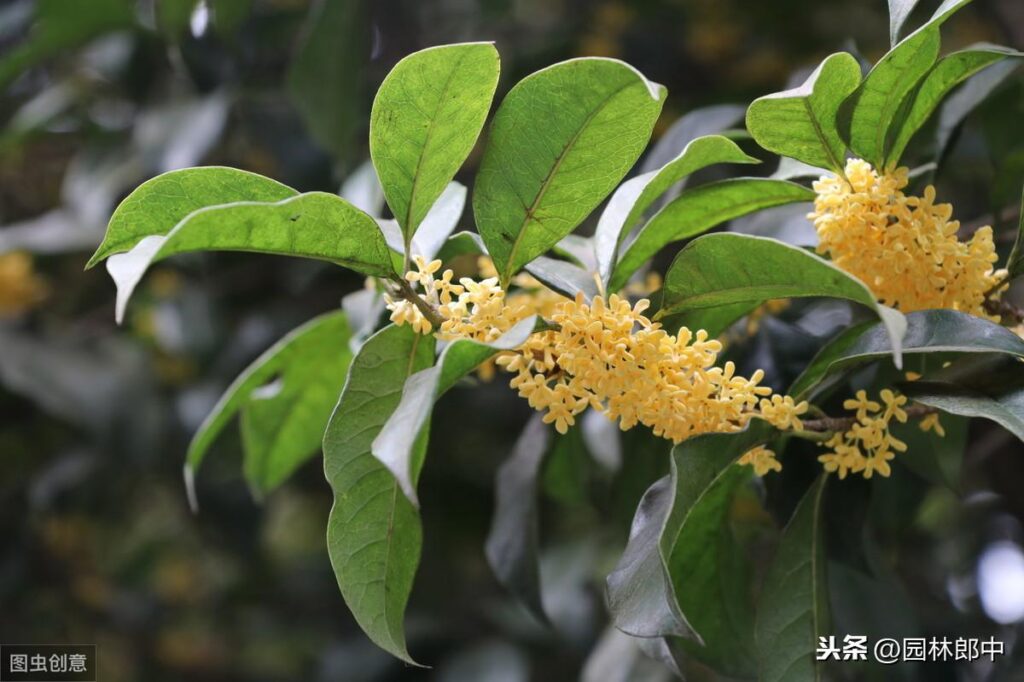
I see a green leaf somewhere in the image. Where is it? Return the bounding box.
[473,58,666,285]
[485,414,552,623]
[658,234,907,366]
[935,59,1021,157]
[640,104,746,174]
[239,325,355,496]
[372,317,537,506]
[371,43,500,243]
[894,414,968,490]
[1006,186,1024,280]
[666,427,770,676]
[839,0,973,166]
[287,0,369,162]
[788,309,1024,399]
[755,476,829,682]
[901,358,1024,441]
[746,53,862,172]
[886,44,1022,165]
[87,167,297,268]
[609,179,814,293]
[323,324,436,664]
[594,135,758,284]
[606,423,771,649]
[184,310,353,503]
[606,474,696,639]
[106,192,393,324]
[658,301,761,339]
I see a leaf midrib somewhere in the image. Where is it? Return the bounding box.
[379,331,423,653]
[403,50,472,241]
[502,80,637,282]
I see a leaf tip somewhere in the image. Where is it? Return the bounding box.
[183,464,199,514]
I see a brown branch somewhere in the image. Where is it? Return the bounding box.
[984,295,1024,324]
[800,403,936,433]
[394,278,446,329]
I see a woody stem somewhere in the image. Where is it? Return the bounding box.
[394,278,446,329]
[799,403,936,434]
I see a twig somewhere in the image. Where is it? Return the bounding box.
[800,403,935,434]
[394,277,446,329]
[984,295,1024,324]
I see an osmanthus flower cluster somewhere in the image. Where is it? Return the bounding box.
[385,255,808,443]
[810,158,1005,319]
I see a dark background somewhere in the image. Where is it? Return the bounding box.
[2,0,1024,680]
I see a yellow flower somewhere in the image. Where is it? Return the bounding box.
[810,159,1005,319]
[818,389,917,480]
[919,412,945,437]
[739,445,782,476]
[0,251,47,315]
[757,394,808,430]
[385,257,804,446]
[843,390,880,421]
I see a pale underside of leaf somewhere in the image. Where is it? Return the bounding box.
[106,193,393,324]
[88,166,298,268]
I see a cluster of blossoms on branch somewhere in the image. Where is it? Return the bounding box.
[819,389,910,479]
[380,154,1009,481]
[384,256,807,443]
[811,158,1005,319]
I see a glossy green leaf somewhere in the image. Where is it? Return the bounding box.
[606,424,771,648]
[666,427,769,677]
[87,166,297,268]
[106,192,393,323]
[323,324,436,664]
[474,58,666,285]
[659,234,907,365]
[886,44,1022,165]
[935,59,1021,157]
[894,414,968,490]
[755,476,829,682]
[373,317,537,506]
[184,311,352,504]
[485,414,551,623]
[287,0,368,161]
[839,0,972,166]
[606,474,696,640]
[789,310,1024,399]
[640,104,746,174]
[902,358,1024,441]
[594,135,758,284]
[609,179,814,293]
[658,301,761,339]
[239,322,355,496]
[840,26,940,166]
[746,52,862,171]
[370,43,499,242]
